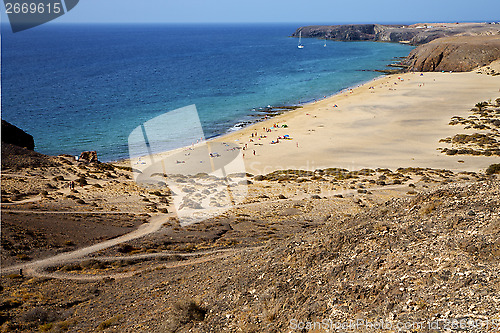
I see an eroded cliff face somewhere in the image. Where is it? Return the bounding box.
[1,120,35,150]
[293,24,387,41]
[292,23,500,72]
[402,36,500,72]
[292,23,500,46]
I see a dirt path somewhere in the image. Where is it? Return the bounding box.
[0,214,171,277]
[29,247,260,281]
[1,210,148,214]
[0,182,414,280]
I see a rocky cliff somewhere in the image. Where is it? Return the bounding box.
[0,120,60,169]
[292,24,388,41]
[1,120,35,150]
[292,22,500,46]
[402,35,500,72]
[293,22,500,72]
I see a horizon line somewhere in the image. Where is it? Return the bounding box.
[1,20,495,26]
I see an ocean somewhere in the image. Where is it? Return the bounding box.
[1,23,412,161]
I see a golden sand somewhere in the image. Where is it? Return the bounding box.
[213,61,500,175]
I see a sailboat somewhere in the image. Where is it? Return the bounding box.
[298,31,304,49]
[324,38,327,47]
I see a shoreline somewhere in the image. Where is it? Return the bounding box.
[118,61,500,176]
[111,74,388,165]
[212,75,386,138]
[212,62,500,175]
[114,75,387,166]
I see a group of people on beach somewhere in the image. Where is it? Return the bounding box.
[239,121,299,158]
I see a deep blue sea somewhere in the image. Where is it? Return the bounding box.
[1,23,412,161]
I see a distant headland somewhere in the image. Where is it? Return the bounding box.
[292,22,500,72]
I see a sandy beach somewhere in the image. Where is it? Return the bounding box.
[210,61,500,175]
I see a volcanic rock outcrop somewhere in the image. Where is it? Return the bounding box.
[292,22,500,46]
[1,120,35,150]
[402,35,500,72]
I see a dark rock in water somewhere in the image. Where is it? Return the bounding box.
[1,120,35,150]
[79,151,99,163]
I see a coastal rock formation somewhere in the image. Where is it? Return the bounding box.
[78,151,99,163]
[293,23,500,72]
[292,22,500,45]
[0,121,58,170]
[403,35,500,72]
[293,24,387,41]
[1,120,35,150]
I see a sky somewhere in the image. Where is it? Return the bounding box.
[1,0,499,25]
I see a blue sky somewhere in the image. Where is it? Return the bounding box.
[1,0,499,25]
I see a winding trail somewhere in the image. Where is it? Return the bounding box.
[1,214,170,277]
[1,181,413,280]
[28,247,259,281]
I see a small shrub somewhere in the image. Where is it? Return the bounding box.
[420,200,441,215]
[475,101,488,111]
[97,163,114,171]
[77,177,87,186]
[486,163,500,175]
[22,307,57,323]
[16,254,31,261]
[117,244,136,253]
[174,300,206,323]
[113,165,133,172]
[97,315,123,330]
[0,299,22,310]
[39,323,54,332]
[60,264,82,272]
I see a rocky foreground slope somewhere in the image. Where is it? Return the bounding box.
[1,165,499,332]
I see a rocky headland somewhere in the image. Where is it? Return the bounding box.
[403,35,500,72]
[293,22,500,72]
[292,22,500,46]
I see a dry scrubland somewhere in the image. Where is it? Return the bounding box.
[1,146,500,332]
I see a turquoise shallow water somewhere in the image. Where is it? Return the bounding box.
[1,23,412,161]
